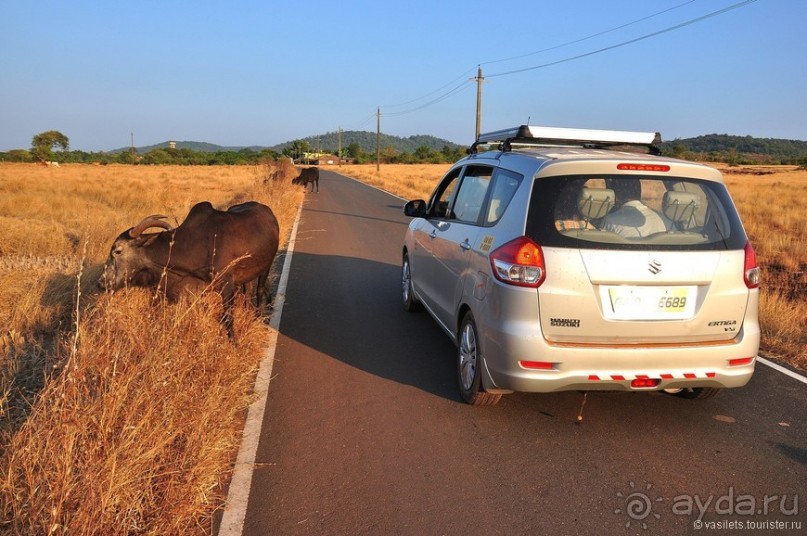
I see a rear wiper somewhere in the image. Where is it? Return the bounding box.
[712,218,730,250]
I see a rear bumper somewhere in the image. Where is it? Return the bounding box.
[481,323,759,393]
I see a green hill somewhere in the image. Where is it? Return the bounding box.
[660,134,807,164]
[112,132,462,155]
[269,131,462,154]
[105,132,807,165]
[110,141,263,154]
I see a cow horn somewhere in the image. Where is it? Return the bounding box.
[128,215,173,238]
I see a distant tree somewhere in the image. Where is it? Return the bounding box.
[142,149,171,165]
[346,142,362,160]
[414,145,433,162]
[671,143,687,158]
[381,145,397,163]
[5,149,33,162]
[31,130,69,163]
[442,145,464,162]
[117,151,137,164]
[283,140,310,162]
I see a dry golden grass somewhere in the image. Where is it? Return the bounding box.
[338,163,806,370]
[0,162,303,534]
[717,165,807,368]
[337,163,451,202]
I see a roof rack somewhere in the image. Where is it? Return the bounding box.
[469,125,662,155]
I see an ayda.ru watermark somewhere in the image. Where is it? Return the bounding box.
[615,481,800,530]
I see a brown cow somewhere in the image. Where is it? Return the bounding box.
[292,166,319,192]
[98,201,279,335]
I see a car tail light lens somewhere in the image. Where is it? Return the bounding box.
[631,378,660,388]
[729,357,754,367]
[490,237,546,287]
[519,360,554,370]
[617,163,670,172]
[744,241,760,289]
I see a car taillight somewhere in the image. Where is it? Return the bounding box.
[729,357,754,367]
[519,360,554,370]
[631,378,660,389]
[744,241,760,289]
[617,163,670,172]
[489,236,546,287]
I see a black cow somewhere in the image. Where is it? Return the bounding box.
[99,201,280,335]
[292,166,319,192]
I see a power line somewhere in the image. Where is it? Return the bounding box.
[344,111,378,132]
[480,0,698,67]
[382,66,478,109]
[487,0,758,78]
[383,80,473,117]
[351,0,757,131]
[376,0,715,119]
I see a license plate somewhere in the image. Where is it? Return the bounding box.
[603,286,697,320]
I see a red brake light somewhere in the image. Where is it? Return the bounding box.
[729,357,754,367]
[617,163,670,172]
[489,237,546,287]
[631,378,660,389]
[519,360,554,370]
[744,241,760,289]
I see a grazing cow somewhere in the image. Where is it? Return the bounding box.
[292,166,319,192]
[98,201,280,335]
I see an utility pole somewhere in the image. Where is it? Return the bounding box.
[376,106,381,174]
[474,65,485,142]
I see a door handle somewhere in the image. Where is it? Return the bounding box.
[460,239,471,251]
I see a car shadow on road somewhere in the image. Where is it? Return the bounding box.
[277,251,462,402]
[275,251,779,426]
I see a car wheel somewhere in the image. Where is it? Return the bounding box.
[669,387,721,400]
[457,312,501,407]
[401,253,422,312]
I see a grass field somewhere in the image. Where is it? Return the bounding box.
[0,160,803,534]
[0,162,303,534]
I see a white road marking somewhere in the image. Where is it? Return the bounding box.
[218,202,303,536]
[758,356,807,385]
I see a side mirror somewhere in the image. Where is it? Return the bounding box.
[403,199,427,218]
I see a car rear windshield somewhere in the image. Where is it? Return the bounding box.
[525,175,747,250]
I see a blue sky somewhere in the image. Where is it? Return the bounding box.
[1,0,804,152]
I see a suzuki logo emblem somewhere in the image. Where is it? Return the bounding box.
[648,260,662,275]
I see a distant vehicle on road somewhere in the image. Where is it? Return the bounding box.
[401,125,760,406]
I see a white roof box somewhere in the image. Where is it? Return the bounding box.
[473,125,661,154]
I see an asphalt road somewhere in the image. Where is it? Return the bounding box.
[232,169,805,535]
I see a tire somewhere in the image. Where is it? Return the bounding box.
[401,253,422,312]
[669,387,721,400]
[457,312,501,407]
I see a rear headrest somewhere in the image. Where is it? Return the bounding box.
[663,191,699,223]
[577,188,615,220]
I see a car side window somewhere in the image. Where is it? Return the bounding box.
[428,167,462,219]
[485,169,522,225]
[451,166,493,224]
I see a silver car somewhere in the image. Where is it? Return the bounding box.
[401,125,760,406]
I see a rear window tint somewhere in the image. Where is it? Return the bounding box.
[526,175,747,250]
